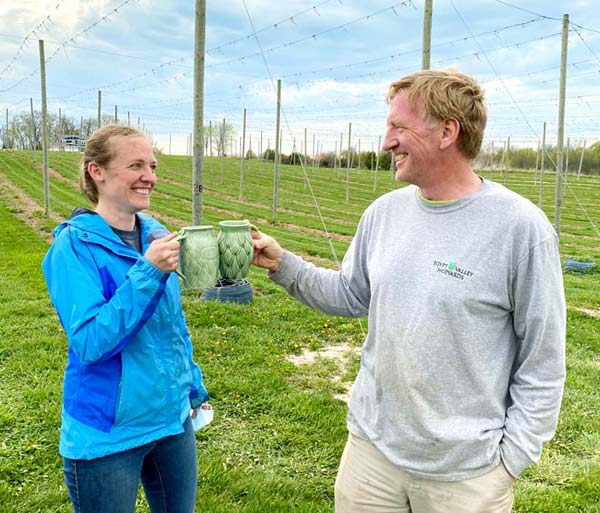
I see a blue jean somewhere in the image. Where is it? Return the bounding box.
[63,417,197,513]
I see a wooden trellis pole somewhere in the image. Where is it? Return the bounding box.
[39,40,50,216]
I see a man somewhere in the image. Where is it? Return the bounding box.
[251,69,565,513]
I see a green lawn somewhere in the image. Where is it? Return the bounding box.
[0,151,599,512]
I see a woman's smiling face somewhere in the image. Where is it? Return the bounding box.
[92,135,157,216]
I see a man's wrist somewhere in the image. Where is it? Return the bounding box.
[269,256,283,273]
[268,250,285,273]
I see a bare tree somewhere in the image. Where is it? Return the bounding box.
[213,120,236,156]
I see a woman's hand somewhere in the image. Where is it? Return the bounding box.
[190,402,211,419]
[144,232,181,273]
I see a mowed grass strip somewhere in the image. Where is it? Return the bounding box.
[0,194,71,512]
[4,150,600,261]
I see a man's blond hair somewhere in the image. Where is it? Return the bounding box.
[388,69,487,160]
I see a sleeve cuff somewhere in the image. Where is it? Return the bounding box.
[500,439,533,478]
[268,251,303,288]
[132,256,167,281]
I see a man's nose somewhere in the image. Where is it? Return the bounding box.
[382,127,396,152]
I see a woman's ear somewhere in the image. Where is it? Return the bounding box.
[87,162,105,182]
[439,118,461,151]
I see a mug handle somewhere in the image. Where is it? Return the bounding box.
[173,230,187,242]
[242,219,258,232]
[173,230,187,279]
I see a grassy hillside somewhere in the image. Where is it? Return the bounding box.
[0,150,599,512]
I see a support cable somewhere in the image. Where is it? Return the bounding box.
[453,0,600,239]
[241,0,369,335]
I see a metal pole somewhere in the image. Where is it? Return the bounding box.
[209,120,212,157]
[338,132,343,175]
[504,136,510,186]
[538,122,546,208]
[239,108,246,199]
[312,133,316,171]
[30,98,37,154]
[374,135,381,192]
[220,118,225,184]
[273,79,281,222]
[346,122,352,202]
[563,137,569,193]
[114,105,118,124]
[192,0,206,225]
[39,40,50,216]
[333,141,338,171]
[97,91,101,130]
[577,141,586,179]
[421,0,433,70]
[555,14,569,237]
[259,130,263,171]
[534,141,540,185]
[304,127,308,188]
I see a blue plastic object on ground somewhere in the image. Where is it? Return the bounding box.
[563,259,597,273]
[200,278,254,304]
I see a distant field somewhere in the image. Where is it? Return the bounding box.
[0,150,599,512]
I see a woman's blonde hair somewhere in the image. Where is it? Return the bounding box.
[388,69,487,160]
[79,124,146,205]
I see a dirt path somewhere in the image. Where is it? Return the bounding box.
[0,173,62,244]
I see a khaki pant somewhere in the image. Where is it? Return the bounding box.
[335,433,514,513]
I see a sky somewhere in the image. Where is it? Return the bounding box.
[1,0,600,155]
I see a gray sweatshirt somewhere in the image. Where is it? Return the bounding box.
[270,179,566,481]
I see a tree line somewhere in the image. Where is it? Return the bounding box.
[3,113,600,176]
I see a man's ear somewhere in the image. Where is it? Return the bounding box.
[439,118,461,151]
[87,162,105,182]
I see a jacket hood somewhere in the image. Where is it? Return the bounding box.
[52,208,165,244]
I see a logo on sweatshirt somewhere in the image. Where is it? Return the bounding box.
[433,260,474,280]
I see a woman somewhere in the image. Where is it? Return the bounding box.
[42,125,209,513]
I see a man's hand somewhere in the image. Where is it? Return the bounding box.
[144,232,181,273]
[251,230,284,272]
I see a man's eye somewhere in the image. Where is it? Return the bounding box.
[130,163,141,169]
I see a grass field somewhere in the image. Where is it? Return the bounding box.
[0,150,599,512]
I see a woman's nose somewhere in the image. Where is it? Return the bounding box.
[141,167,157,182]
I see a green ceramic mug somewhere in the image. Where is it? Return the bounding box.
[176,225,220,289]
[217,220,258,280]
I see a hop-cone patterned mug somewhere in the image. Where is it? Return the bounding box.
[175,225,220,290]
[217,220,258,280]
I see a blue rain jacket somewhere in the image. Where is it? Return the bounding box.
[42,209,209,460]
